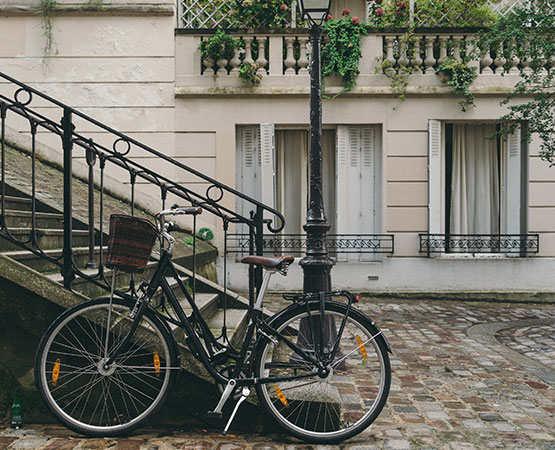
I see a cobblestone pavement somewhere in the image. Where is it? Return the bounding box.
[2,298,554,449]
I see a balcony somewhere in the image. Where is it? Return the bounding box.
[175,28,542,96]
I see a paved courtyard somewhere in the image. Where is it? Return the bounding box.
[1,298,554,449]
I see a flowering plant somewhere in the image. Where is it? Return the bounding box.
[232,0,293,28]
[322,13,368,95]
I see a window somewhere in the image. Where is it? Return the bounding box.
[237,124,382,259]
[427,120,526,252]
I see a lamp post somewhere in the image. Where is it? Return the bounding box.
[297,0,334,294]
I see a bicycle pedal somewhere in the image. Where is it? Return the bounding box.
[206,411,223,420]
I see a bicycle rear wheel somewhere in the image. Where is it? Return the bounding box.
[35,297,178,436]
[253,300,390,444]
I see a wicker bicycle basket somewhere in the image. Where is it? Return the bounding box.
[106,214,158,273]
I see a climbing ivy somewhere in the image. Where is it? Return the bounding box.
[321,11,368,95]
[436,57,477,112]
[38,0,57,61]
[477,0,555,164]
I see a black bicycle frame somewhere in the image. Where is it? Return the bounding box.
[106,249,331,387]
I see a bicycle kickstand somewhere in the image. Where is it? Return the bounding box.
[222,387,250,436]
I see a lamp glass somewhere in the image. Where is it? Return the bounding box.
[298,0,332,22]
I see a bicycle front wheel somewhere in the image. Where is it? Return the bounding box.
[253,300,391,444]
[35,297,178,436]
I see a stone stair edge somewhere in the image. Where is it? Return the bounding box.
[0,253,88,308]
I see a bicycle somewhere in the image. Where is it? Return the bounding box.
[35,206,392,444]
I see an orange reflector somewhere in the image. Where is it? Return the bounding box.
[274,385,289,408]
[154,352,161,377]
[355,295,360,302]
[52,358,61,386]
[356,335,368,363]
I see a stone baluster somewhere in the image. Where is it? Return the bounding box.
[398,37,409,72]
[243,37,255,67]
[508,37,520,74]
[424,35,436,74]
[438,36,449,65]
[297,36,309,74]
[216,57,228,75]
[521,40,532,74]
[255,37,268,74]
[284,37,296,74]
[411,35,423,74]
[493,40,506,74]
[384,35,396,75]
[480,42,494,74]
[203,57,215,76]
[452,35,463,62]
[229,45,242,75]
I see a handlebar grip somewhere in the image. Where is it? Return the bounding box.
[180,206,203,215]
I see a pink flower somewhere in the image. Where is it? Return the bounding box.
[342,8,351,16]
[395,1,407,9]
[351,16,360,25]
[374,7,384,16]
[280,3,287,10]
[326,13,333,20]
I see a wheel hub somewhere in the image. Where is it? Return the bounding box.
[98,359,116,376]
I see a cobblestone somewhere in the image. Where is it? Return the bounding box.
[1,299,554,449]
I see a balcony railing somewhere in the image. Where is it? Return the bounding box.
[227,233,394,256]
[176,30,547,89]
[419,234,540,256]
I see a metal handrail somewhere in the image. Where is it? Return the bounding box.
[0,71,284,294]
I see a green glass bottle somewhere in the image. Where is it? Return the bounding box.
[11,391,22,429]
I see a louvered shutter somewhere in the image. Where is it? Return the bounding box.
[336,126,349,262]
[505,124,521,235]
[260,123,276,220]
[428,120,442,234]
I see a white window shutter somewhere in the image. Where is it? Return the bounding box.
[260,123,276,218]
[506,124,521,235]
[336,126,349,262]
[360,126,375,232]
[360,126,376,262]
[428,120,442,234]
[239,126,261,201]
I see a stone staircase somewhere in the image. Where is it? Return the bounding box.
[0,154,260,427]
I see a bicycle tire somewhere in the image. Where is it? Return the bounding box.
[35,297,178,436]
[253,300,391,444]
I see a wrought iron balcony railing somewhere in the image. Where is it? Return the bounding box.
[227,233,394,256]
[419,234,539,256]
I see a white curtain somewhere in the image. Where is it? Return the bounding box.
[450,124,499,235]
[276,130,307,235]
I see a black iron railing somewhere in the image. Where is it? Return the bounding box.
[0,71,284,301]
[227,234,394,256]
[419,234,539,256]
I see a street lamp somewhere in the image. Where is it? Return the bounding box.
[298,0,334,294]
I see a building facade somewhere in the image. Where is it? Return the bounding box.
[1,0,553,293]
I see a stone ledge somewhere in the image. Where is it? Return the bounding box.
[0,3,175,16]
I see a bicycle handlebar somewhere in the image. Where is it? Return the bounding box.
[159,206,203,217]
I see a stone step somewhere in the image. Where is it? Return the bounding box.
[207,308,250,349]
[170,292,221,343]
[2,195,32,211]
[1,246,107,274]
[46,261,160,298]
[0,228,90,251]
[2,210,66,229]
